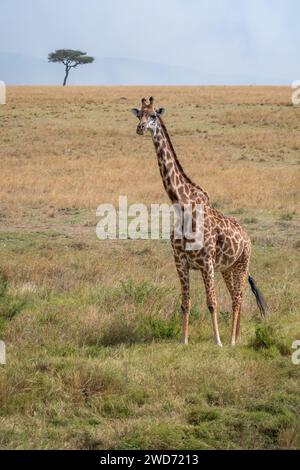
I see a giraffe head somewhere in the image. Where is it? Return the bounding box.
[131,97,165,135]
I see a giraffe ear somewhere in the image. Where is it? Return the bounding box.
[131,108,139,117]
[156,108,165,116]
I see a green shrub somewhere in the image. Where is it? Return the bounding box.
[252,324,276,350]
[137,314,181,341]
[188,407,221,425]
[250,324,291,356]
[0,273,8,297]
[0,273,25,323]
[280,212,295,221]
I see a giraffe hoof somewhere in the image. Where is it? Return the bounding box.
[216,341,223,348]
[181,338,189,346]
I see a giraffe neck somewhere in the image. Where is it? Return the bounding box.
[151,117,208,204]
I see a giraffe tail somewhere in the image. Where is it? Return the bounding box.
[248,275,267,318]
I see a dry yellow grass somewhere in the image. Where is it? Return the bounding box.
[0,86,299,214]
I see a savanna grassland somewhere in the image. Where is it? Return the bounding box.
[0,86,299,450]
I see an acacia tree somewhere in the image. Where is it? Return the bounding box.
[48,49,94,86]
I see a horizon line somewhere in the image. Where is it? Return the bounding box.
[5,84,291,88]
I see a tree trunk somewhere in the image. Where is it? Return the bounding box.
[63,66,70,86]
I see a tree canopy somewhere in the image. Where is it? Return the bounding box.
[48,49,94,86]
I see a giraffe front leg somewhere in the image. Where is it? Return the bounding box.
[174,253,190,345]
[202,263,222,348]
[180,268,190,346]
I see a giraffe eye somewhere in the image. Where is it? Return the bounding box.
[150,114,156,119]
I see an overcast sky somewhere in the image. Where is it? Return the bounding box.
[0,0,299,84]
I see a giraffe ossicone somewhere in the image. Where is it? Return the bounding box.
[131,97,267,346]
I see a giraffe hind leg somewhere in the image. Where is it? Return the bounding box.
[230,253,250,346]
[222,269,241,342]
[222,269,234,297]
[222,269,242,336]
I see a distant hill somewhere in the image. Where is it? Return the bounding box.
[0,53,61,85]
[0,53,290,86]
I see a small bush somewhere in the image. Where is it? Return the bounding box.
[116,421,201,450]
[100,317,138,346]
[188,406,221,425]
[0,273,8,297]
[252,324,276,350]
[0,273,25,322]
[250,324,290,356]
[137,314,181,341]
[0,298,25,321]
[280,212,295,221]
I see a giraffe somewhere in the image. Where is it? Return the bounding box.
[131,97,267,347]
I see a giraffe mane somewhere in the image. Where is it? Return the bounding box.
[157,116,210,201]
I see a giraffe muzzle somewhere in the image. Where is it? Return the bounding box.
[136,124,146,135]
